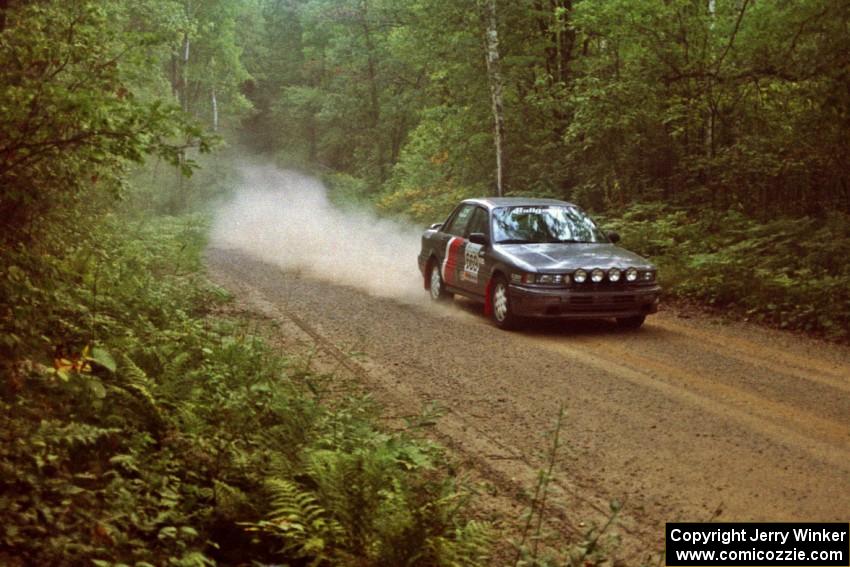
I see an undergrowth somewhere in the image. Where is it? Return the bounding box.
[603,204,850,340]
[0,214,491,565]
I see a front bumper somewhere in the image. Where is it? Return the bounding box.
[509,283,661,319]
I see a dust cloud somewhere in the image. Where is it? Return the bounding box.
[211,165,428,303]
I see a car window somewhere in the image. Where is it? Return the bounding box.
[465,207,490,238]
[440,205,463,233]
[443,204,475,236]
[492,205,606,244]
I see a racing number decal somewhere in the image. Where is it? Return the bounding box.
[441,237,464,285]
[462,243,483,283]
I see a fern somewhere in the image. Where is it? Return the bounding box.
[113,353,167,437]
[213,479,250,519]
[2,212,497,565]
[245,478,344,563]
[35,420,119,449]
[435,520,493,567]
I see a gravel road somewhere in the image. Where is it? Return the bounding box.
[207,246,850,562]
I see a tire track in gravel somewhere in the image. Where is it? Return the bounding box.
[524,335,850,469]
[207,248,850,564]
[650,318,850,390]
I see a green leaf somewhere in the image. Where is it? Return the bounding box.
[89,347,117,372]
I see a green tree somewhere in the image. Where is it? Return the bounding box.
[0,0,209,247]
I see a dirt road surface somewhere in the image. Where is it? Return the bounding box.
[207,247,850,563]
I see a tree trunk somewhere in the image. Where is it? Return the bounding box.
[170,53,179,102]
[359,1,386,184]
[211,87,218,132]
[0,0,8,33]
[181,32,191,113]
[482,0,506,197]
[557,0,575,84]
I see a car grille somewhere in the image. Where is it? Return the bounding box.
[568,294,637,312]
[574,280,654,291]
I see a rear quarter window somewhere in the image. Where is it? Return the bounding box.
[444,204,475,236]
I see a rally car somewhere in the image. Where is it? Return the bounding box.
[417,198,660,329]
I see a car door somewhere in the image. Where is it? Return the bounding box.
[437,204,475,288]
[457,206,490,296]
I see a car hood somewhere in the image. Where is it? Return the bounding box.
[494,243,654,272]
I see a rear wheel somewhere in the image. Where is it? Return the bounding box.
[490,276,519,330]
[429,263,451,302]
[616,315,646,330]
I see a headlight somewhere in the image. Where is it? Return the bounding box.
[626,268,638,282]
[574,269,587,283]
[609,268,621,282]
[591,268,604,283]
[536,274,566,285]
[643,270,656,281]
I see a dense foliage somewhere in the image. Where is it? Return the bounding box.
[0,1,492,564]
[0,0,201,248]
[1,216,491,565]
[604,205,850,338]
[242,0,850,215]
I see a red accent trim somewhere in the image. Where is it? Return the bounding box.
[483,277,494,317]
[443,237,464,286]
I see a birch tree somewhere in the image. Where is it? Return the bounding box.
[481,0,505,196]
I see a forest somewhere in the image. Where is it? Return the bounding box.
[1,0,848,565]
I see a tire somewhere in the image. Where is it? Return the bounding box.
[616,315,646,330]
[490,275,519,330]
[429,262,452,302]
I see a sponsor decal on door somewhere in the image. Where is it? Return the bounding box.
[462,243,483,283]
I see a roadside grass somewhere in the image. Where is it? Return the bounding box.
[509,406,626,567]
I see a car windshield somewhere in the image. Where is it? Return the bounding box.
[492,205,607,244]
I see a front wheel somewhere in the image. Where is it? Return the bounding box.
[429,263,451,302]
[490,276,519,330]
[616,315,646,330]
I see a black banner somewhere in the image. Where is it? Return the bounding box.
[666,523,849,566]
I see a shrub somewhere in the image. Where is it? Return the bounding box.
[0,214,490,565]
[604,204,850,339]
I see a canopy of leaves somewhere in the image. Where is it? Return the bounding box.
[241,0,850,219]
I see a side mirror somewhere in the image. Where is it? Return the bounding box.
[607,231,621,244]
[468,232,488,246]
[429,222,443,230]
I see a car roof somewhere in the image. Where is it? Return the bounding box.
[461,197,578,210]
